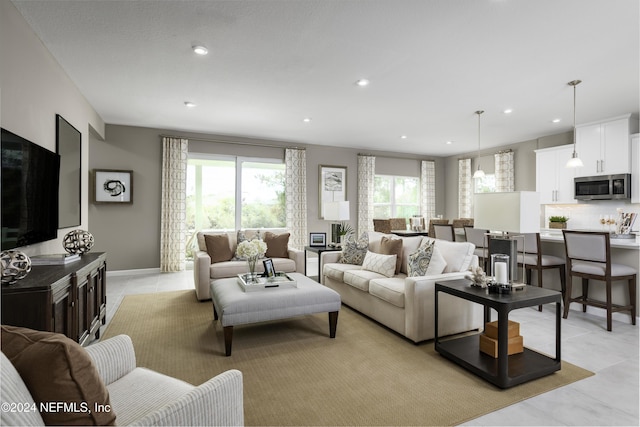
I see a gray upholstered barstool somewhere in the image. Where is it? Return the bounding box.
[562,230,637,331]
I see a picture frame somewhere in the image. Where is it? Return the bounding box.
[309,232,327,247]
[93,169,133,204]
[262,258,276,277]
[319,164,347,219]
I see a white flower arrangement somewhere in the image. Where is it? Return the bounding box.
[236,239,267,260]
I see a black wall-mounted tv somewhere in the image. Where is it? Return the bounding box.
[1,128,60,250]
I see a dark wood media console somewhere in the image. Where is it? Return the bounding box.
[1,252,107,346]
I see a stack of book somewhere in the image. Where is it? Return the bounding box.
[30,253,81,265]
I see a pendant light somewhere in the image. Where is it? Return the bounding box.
[473,110,485,179]
[565,79,584,168]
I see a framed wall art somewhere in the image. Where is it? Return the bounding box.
[309,232,327,247]
[93,169,133,204]
[318,165,347,219]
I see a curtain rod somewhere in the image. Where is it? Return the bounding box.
[159,134,305,150]
[358,152,436,161]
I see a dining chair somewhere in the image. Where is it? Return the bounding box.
[433,224,455,242]
[464,226,489,270]
[562,230,637,331]
[428,219,449,238]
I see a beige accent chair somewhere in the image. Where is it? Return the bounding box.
[562,230,637,331]
[1,334,244,426]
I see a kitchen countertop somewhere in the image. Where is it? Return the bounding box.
[539,229,640,249]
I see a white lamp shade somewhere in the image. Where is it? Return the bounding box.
[474,191,540,233]
[324,201,350,221]
[565,156,584,168]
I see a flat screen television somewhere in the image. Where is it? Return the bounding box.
[1,128,60,250]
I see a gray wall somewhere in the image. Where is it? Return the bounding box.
[1,1,105,257]
[442,132,573,219]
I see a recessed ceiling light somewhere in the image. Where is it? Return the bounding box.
[400,135,407,139]
[446,140,453,145]
[184,101,196,108]
[355,79,370,87]
[192,45,208,55]
[303,117,312,123]
[552,118,561,123]
[503,109,513,114]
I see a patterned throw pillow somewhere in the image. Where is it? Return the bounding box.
[361,251,397,278]
[339,232,369,265]
[234,230,263,260]
[408,240,435,277]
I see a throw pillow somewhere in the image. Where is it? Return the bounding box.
[339,232,369,265]
[426,245,447,275]
[264,231,290,258]
[204,234,233,263]
[1,325,116,426]
[380,236,403,274]
[361,251,397,278]
[407,240,435,277]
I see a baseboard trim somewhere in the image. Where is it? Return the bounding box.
[107,268,161,277]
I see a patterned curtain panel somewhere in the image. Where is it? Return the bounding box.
[357,155,376,236]
[458,158,472,218]
[160,137,188,272]
[420,160,436,220]
[285,148,307,250]
[495,150,515,192]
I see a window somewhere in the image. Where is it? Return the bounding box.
[474,174,496,193]
[186,156,285,254]
[373,175,420,218]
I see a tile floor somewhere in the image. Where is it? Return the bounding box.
[102,269,639,426]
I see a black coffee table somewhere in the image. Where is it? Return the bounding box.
[434,278,562,389]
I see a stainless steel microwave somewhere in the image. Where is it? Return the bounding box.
[574,174,631,200]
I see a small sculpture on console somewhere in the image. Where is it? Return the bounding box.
[63,229,95,255]
[466,266,490,288]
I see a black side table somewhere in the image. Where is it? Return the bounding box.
[434,278,562,389]
[304,246,341,281]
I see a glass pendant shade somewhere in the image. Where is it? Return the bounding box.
[566,151,584,168]
[473,110,485,178]
[566,80,583,168]
[473,168,485,179]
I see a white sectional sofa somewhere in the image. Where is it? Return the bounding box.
[193,228,305,301]
[321,231,484,343]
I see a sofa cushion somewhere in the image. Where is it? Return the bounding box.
[435,240,475,273]
[323,262,359,282]
[361,251,397,278]
[1,325,116,426]
[264,231,290,258]
[343,269,386,291]
[400,236,424,274]
[204,233,233,263]
[340,232,369,265]
[407,240,435,277]
[380,236,403,274]
[369,277,405,308]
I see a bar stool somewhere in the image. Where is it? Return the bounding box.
[513,233,566,311]
[433,224,455,241]
[562,230,637,331]
[464,226,489,271]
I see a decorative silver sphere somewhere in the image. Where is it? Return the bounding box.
[63,229,94,255]
[1,250,32,285]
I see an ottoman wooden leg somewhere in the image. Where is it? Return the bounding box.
[223,326,233,356]
[213,304,218,320]
[328,311,339,338]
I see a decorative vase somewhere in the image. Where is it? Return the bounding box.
[63,229,94,255]
[1,250,32,285]
[247,256,258,282]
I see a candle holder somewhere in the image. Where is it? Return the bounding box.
[489,253,511,294]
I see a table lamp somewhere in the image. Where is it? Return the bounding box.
[324,201,350,247]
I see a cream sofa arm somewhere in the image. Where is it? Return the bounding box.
[319,251,342,284]
[85,335,136,385]
[288,248,305,274]
[130,370,244,427]
[193,250,212,301]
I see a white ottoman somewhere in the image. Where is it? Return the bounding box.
[210,272,341,356]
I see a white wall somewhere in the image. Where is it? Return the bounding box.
[1,1,105,256]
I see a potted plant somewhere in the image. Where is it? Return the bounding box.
[337,222,354,244]
[549,216,569,229]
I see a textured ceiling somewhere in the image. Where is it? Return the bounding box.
[12,0,640,156]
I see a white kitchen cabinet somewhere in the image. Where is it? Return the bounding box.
[575,114,636,176]
[632,133,639,203]
[535,145,576,204]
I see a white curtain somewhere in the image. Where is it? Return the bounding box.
[285,148,307,250]
[357,155,376,236]
[160,137,188,272]
[458,158,473,218]
[495,150,515,192]
[420,160,435,220]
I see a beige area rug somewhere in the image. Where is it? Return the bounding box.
[102,290,593,426]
